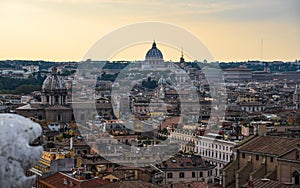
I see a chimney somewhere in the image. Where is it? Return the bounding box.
[248,176,254,188]
[70,137,73,150]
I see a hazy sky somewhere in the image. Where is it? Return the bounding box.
[0,0,299,62]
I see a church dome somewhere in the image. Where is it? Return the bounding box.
[42,66,66,91]
[145,41,163,60]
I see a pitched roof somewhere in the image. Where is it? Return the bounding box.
[103,171,127,179]
[98,180,160,188]
[238,136,300,156]
[160,116,181,129]
[39,172,109,188]
[45,105,72,110]
[277,147,300,162]
[244,178,300,188]
[16,104,37,110]
[161,181,208,188]
[156,155,213,170]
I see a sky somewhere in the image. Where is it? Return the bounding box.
[0,0,299,62]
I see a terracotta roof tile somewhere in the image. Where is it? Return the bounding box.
[156,155,213,170]
[39,172,109,188]
[238,136,300,156]
[98,180,160,188]
[244,178,300,188]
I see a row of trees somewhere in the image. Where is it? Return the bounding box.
[0,75,44,94]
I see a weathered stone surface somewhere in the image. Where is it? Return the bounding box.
[0,114,43,188]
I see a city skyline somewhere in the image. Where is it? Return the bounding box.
[0,0,299,62]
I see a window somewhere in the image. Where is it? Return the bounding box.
[200,172,203,177]
[256,155,259,161]
[242,153,245,158]
[179,172,185,178]
[55,96,59,103]
[270,157,274,162]
[192,172,196,178]
[167,173,173,178]
[293,171,300,185]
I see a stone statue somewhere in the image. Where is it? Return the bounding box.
[0,114,43,188]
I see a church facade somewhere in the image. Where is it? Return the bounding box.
[16,66,73,123]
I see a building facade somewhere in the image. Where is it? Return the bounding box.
[222,136,300,188]
[170,130,237,183]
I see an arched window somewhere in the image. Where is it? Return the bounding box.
[55,96,59,103]
[293,171,300,185]
[57,114,61,121]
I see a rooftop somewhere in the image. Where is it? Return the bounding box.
[39,172,109,188]
[98,180,160,188]
[243,178,300,188]
[156,155,214,170]
[237,136,300,156]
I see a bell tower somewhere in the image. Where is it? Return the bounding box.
[293,85,300,110]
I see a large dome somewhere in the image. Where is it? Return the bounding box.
[145,41,163,60]
[42,66,66,91]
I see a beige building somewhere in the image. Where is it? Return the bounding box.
[156,155,215,186]
[223,67,252,83]
[222,136,300,188]
[277,147,300,184]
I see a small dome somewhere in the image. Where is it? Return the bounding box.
[42,66,66,91]
[145,41,163,60]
